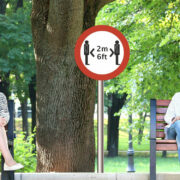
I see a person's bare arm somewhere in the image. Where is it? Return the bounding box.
[0,116,7,127]
[172,116,180,124]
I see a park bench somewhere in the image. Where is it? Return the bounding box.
[1,100,15,180]
[150,99,177,180]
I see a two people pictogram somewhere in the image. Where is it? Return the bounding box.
[84,40,121,65]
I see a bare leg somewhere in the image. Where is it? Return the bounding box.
[0,126,16,166]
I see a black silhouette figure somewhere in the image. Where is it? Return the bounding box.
[84,40,90,65]
[114,40,120,65]
[110,40,120,65]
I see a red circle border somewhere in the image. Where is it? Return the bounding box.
[74,25,130,80]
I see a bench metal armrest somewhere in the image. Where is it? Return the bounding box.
[150,99,156,140]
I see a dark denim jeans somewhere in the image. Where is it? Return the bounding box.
[167,120,180,161]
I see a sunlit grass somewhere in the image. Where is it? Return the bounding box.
[14,117,180,172]
[94,118,150,151]
[94,155,180,172]
[15,117,150,151]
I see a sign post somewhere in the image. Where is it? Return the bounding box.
[74,25,130,173]
[97,80,104,173]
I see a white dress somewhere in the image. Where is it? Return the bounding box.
[0,92,10,124]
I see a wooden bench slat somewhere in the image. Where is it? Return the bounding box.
[156,115,165,121]
[156,123,166,130]
[156,100,171,106]
[156,131,165,138]
[156,140,177,144]
[156,143,177,151]
[156,108,168,114]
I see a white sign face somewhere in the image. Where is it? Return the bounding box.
[75,25,130,80]
[80,31,124,75]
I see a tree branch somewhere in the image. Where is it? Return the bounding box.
[83,0,114,30]
[95,0,115,14]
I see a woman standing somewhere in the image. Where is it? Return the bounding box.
[0,79,23,171]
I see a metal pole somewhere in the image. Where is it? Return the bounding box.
[127,114,135,172]
[97,80,104,173]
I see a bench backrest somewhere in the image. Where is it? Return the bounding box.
[150,99,171,139]
[156,100,171,138]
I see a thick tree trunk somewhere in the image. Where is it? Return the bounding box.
[107,93,127,157]
[31,0,114,172]
[21,99,29,139]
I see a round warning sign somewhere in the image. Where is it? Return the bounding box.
[74,25,130,80]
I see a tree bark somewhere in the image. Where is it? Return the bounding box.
[31,0,114,172]
[21,99,29,139]
[107,93,127,157]
[83,0,113,29]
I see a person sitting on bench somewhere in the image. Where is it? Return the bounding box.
[0,80,24,170]
[164,92,180,161]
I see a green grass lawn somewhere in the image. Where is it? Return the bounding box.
[15,117,150,152]
[95,155,180,172]
[12,117,180,172]
[94,118,150,151]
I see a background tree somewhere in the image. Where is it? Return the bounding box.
[107,92,127,157]
[0,0,10,97]
[0,0,36,136]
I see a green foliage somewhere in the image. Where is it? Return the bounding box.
[0,132,36,172]
[0,1,36,101]
[96,0,180,142]
[96,0,180,112]
[14,132,36,172]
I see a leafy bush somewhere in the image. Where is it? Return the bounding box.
[0,132,36,172]
[14,132,37,172]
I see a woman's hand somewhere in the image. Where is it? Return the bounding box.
[172,116,180,124]
[0,116,7,127]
